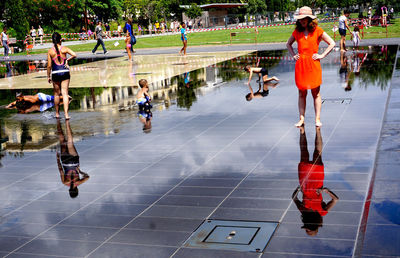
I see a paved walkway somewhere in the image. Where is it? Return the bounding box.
[0,41,398,257]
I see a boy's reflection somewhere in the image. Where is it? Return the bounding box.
[292,127,339,236]
[56,119,89,198]
[137,106,152,133]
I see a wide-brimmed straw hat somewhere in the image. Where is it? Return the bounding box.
[294,6,316,20]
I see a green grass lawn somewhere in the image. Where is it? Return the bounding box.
[18,19,400,56]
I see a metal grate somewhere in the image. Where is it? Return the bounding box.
[322,98,352,104]
[184,219,278,253]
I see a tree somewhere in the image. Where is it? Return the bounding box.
[86,0,123,21]
[2,0,29,41]
[186,3,202,20]
[247,0,267,14]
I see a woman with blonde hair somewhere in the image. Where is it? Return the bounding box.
[286,6,335,127]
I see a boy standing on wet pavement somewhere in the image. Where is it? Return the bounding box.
[92,21,108,55]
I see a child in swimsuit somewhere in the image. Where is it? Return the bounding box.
[125,31,132,60]
[244,64,279,101]
[136,79,152,109]
[6,92,68,109]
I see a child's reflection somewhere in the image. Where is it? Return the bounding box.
[292,127,339,236]
[56,119,89,198]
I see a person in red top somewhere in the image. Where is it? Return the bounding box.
[286,6,335,127]
[292,127,339,236]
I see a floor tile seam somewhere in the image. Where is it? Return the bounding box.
[215,207,362,214]
[7,251,75,258]
[352,45,400,258]
[220,197,365,203]
[165,195,364,202]
[0,222,122,230]
[152,204,287,211]
[363,223,400,227]
[272,235,355,241]
[371,197,400,201]
[241,179,370,183]
[82,108,248,258]
[262,251,349,257]
[279,221,360,227]
[170,88,300,258]
[233,186,368,191]
[19,199,150,207]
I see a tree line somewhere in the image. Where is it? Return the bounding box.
[0,0,396,41]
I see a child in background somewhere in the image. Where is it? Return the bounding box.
[351,26,361,50]
[125,31,132,60]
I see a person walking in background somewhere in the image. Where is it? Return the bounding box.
[38,25,44,45]
[125,19,136,53]
[179,22,188,56]
[286,6,335,127]
[368,7,372,26]
[105,23,111,38]
[338,10,351,52]
[138,25,142,35]
[30,26,37,45]
[1,27,10,59]
[92,21,108,55]
[117,23,122,37]
[381,5,388,26]
[79,26,87,40]
[47,32,77,119]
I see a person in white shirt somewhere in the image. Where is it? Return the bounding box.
[1,27,10,58]
[338,10,351,52]
[38,25,44,45]
[30,26,37,45]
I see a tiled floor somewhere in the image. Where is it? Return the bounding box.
[0,45,399,257]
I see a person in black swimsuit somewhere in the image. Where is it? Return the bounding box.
[47,32,76,119]
[56,119,89,198]
[244,59,280,101]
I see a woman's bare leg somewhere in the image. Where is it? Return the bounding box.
[53,81,61,118]
[263,75,280,82]
[61,79,71,119]
[295,89,307,127]
[127,47,131,60]
[311,86,322,126]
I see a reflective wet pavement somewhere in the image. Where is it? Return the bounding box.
[0,45,399,257]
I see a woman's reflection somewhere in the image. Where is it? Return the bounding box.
[56,119,89,198]
[292,127,338,236]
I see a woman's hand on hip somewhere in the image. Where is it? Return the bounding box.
[293,54,300,61]
[312,54,324,60]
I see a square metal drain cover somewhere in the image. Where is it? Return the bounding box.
[184,220,278,253]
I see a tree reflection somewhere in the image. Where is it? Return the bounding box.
[356,45,396,90]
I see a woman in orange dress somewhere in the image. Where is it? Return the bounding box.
[286,6,335,127]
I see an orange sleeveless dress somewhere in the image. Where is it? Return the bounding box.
[292,26,324,90]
